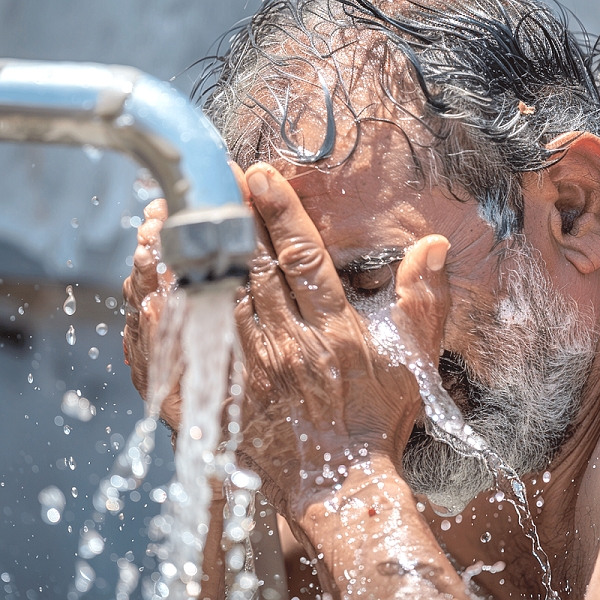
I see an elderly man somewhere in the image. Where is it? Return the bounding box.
[123,0,600,597]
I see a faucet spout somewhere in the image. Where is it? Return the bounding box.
[0,59,255,284]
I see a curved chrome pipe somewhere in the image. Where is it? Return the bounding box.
[0,59,255,285]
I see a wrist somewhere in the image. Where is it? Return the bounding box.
[296,454,469,599]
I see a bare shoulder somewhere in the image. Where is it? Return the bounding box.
[578,438,600,598]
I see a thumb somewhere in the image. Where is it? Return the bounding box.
[392,235,451,366]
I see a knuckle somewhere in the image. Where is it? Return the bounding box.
[250,250,278,278]
[278,240,324,276]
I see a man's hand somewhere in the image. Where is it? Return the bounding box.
[122,198,181,432]
[235,163,468,598]
[235,163,449,516]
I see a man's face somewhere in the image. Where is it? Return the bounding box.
[274,118,597,512]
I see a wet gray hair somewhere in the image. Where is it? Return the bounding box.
[197,0,600,239]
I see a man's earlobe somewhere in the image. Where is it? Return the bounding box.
[545,132,600,275]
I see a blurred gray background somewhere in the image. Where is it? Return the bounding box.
[0,1,596,600]
[0,2,261,600]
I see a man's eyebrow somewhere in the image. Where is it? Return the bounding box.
[337,248,406,274]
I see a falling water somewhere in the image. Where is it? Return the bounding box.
[369,307,559,600]
[89,281,260,600]
[146,283,261,599]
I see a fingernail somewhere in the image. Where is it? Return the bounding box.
[248,171,269,197]
[426,241,450,271]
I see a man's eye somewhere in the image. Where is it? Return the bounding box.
[342,263,398,294]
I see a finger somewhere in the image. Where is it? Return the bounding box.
[246,163,346,324]
[124,216,167,312]
[124,291,166,395]
[143,197,168,222]
[392,235,451,365]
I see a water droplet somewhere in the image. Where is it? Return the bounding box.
[480,531,492,543]
[38,485,66,524]
[63,286,77,315]
[542,471,551,483]
[66,325,76,346]
[455,514,463,524]
[536,497,545,508]
[67,456,76,470]
[67,525,72,533]
[106,364,112,373]
[96,323,108,336]
[91,195,99,206]
[88,347,99,360]
[27,373,33,384]
[74,560,96,593]
[416,502,426,513]
[440,519,451,531]
[63,425,72,435]
[18,306,24,315]
[156,262,167,274]
[94,294,101,303]
[78,529,104,558]
[61,390,95,422]
[70,218,79,229]
[66,260,74,269]
[71,487,78,498]
[150,488,167,504]
[105,426,111,434]
[105,297,117,309]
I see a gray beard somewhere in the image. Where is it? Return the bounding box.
[401,244,597,514]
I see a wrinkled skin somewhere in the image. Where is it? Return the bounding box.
[234,165,448,511]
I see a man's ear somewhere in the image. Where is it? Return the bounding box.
[541,132,600,275]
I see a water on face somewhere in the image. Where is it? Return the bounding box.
[369,306,560,600]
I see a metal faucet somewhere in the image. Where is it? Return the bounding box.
[0,59,255,285]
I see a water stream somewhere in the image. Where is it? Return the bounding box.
[90,283,262,600]
[369,307,559,600]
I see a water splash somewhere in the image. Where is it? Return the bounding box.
[369,307,559,600]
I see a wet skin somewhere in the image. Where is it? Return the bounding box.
[123,123,600,598]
